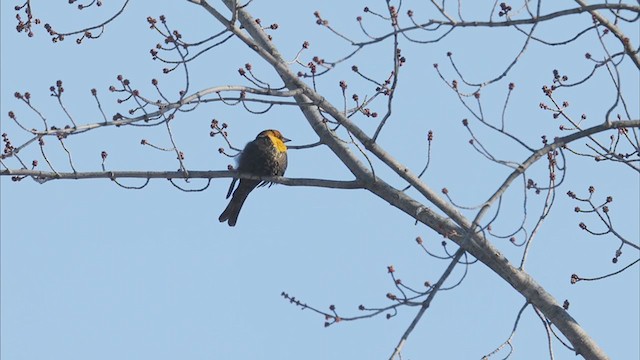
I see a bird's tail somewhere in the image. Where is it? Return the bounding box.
[218,182,254,226]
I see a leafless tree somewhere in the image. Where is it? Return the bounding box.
[2,1,638,359]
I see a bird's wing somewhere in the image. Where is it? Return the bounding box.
[225,178,237,199]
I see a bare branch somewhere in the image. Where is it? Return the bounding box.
[575,0,640,69]
[0,168,363,189]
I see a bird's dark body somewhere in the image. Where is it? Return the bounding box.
[218,130,289,226]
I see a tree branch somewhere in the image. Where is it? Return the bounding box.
[207,1,627,358]
[574,0,640,69]
[0,169,364,189]
[357,3,640,47]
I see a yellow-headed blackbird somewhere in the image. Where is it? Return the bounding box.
[219,129,290,226]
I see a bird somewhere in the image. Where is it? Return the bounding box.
[219,129,290,227]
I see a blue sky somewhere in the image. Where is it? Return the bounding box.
[1,1,638,359]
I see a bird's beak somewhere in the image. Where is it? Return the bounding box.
[282,136,291,143]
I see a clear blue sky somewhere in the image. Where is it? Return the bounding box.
[1,2,638,359]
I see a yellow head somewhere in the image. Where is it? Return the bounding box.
[258,129,290,153]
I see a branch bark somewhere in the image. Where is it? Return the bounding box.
[574,0,640,69]
[199,1,632,358]
[0,169,364,189]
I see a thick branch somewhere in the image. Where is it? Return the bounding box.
[209,1,619,358]
[574,0,640,69]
